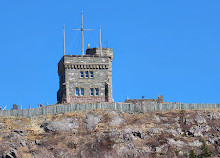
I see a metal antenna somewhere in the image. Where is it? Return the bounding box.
[106,40,108,48]
[63,25,66,55]
[99,25,102,56]
[72,11,92,55]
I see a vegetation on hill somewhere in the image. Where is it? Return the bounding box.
[0,109,220,158]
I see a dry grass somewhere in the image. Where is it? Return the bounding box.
[1,109,220,157]
[123,113,151,125]
[1,117,30,130]
[18,146,32,158]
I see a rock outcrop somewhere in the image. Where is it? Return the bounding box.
[0,109,220,157]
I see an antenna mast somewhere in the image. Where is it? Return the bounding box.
[72,11,92,55]
[63,25,66,55]
[99,25,102,56]
[81,11,84,55]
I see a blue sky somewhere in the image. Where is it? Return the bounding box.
[0,0,220,109]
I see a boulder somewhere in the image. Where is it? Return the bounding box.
[168,139,185,147]
[189,125,211,137]
[189,140,202,147]
[205,111,220,120]
[40,118,79,133]
[0,142,20,158]
[195,115,206,124]
[0,123,5,129]
[183,117,194,125]
[108,111,124,126]
[85,112,102,130]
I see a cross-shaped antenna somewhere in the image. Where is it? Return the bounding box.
[72,11,92,55]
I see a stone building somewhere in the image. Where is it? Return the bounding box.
[57,47,113,103]
[125,95,164,104]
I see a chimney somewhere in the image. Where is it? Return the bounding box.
[158,95,164,103]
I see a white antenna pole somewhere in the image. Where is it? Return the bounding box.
[63,25,66,55]
[81,11,84,55]
[99,25,102,56]
[99,25,102,48]
[72,11,92,56]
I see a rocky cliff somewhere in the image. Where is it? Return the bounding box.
[0,109,220,158]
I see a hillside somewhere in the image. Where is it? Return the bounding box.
[0,109,220,158]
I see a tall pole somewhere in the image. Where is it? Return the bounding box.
[81,11,84,55]
[63,25,66,55]
[99,25,102,56]
[99,25,102,48]
[72,11,92,55]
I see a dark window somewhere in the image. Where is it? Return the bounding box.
[95,88,99,96]
[85,71,89,78]
[90,88,94,96]
[80,71,84,78]
[75,88,79,96]
[80,88,84,96]
[90,71,94,78]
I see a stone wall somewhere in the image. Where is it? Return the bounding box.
[66,96,106,103]
[0,102,220,117]
[125,95,164,104]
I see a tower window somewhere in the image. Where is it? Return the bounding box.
[75,88,79,96]
[80,71,84,78]
[95,88,99,96]
[90,88,94,96]
[85,71,89,78]
[90,71,94,78]
[80,88,84,96]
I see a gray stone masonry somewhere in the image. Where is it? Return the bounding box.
[57,47,113,103]
[125,95,164,104]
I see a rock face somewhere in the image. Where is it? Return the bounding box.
[0,109,220,158]
[40,118,79,133]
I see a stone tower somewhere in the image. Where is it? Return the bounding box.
[57,47,113,103]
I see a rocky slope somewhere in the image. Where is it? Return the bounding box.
[0,109,220,158]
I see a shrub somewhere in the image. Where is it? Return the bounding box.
[189,149,197,158]
[198,139,212,158]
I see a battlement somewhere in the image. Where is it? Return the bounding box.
[86,47,113,61]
